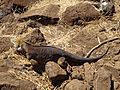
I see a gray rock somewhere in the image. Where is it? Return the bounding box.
[0,10,6,19]
[99,0,115,16]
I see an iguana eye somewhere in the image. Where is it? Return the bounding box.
[16,45,23,51]
[101,0,106,3]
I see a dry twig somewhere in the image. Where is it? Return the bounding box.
[85,37,120,58]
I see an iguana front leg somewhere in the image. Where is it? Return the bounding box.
[26,53,32,60]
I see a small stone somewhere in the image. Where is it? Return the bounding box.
[26,20,41,28]
[23,28,47,46]
[115,61,120,69]
[113,55,120,61]
[71,66,84,80]
[0,65,9,72]
[84,63,95,84]
[114,81,120,90]
[45,61,67,85]
[93,67,112,90]
[0,37,13,53]
[64,79,86,90]
[0,10,6,19]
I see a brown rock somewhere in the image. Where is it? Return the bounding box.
[0,10,8,19]
[19,4,60,25]
[84,63,95,84]
[0,13,15,23]
[0,0,12,14]
[14,24,28,35]
[61,2,100,25]
[24,28,46,46]
[104,65,120,83]
[94,67,112,90]
[2,22,20,35]
[0,56,26,72]
[71,66,84,80]
[0,37,13,53]
[0,65,9,72]
[19,80,37,90]
[0,59,12,72]
[1,0,38,7]
[26,20,42,28]
[13,0,38,6]
[113,55,120,61]
[0,72,37,90]
[115,61,120,69]
[64,79,86,90]
[0,72,19,86]
[45,61,67,85]
[0,0,38,18]
[19,4,60,19]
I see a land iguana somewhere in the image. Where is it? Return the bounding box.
[13,38,108,66]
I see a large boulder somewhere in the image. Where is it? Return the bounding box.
[18,4,60,25]
[0,72,37,90]
[45,61,67,86]
[61,2,100,25]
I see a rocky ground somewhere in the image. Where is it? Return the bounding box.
[0,0,120,90]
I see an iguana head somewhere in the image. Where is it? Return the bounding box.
[11,37,28,54]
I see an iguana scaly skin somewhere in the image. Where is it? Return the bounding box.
[14,40,108,66]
